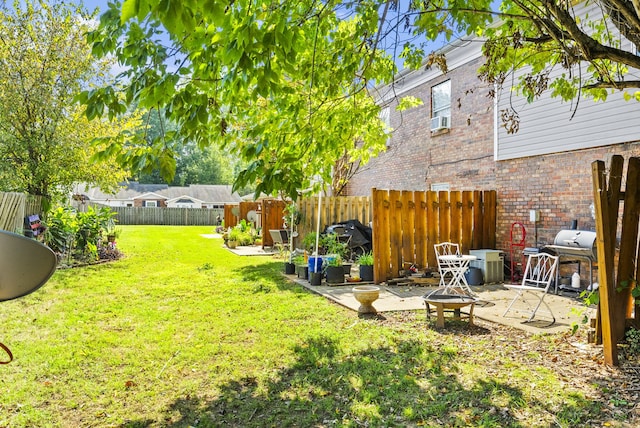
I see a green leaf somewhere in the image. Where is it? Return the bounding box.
[121,0,138,24]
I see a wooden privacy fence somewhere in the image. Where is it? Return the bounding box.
[106,206,221,226]
[223,200,288,247]
[295,195,372,242]
[0,192,45,233]
[371,189,496,283]
[592,155,640,366]
[261,199,287,247]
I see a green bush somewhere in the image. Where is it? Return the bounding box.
[43,205,119,264]
[357,251,374,266]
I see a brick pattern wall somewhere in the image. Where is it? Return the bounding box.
[347,56,495,195]
[133,199,167,208]
[496,143,640,251]
[345,53,640,284]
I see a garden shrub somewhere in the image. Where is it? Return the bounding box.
[43,205,121,265]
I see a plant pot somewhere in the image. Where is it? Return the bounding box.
[342,264,352,275]
[308,257,323,274]
[297,265,309,280]
[227,240,238,249]
[326,266,345,284]
[284,262,296,274]
[310,272,322,286]
[359,265,374,282]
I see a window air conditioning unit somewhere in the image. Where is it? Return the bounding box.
[430,115,450,131]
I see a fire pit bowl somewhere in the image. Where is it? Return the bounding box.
[422,291,477,328]
[352,285,380,314]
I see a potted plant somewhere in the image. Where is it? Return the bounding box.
[302,232,318,254]
[106,227,120,243]
[227,227,240,249]
[292,255,308,279]
[325,256,345,284]
[321,233,346,258]
[357,251,374,282]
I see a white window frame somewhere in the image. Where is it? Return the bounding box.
[431,80,451,120]
[430,183,450,192]
[145,200,158,207]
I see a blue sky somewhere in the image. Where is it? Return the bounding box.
[81,0,108,13]
[73,0,449,70]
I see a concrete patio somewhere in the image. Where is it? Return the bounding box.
[217,241,594,334]
[287,274,595,334]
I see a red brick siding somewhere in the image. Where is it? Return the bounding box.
[346,56,495,195]
[344,54,640,284]
[496,143,640,252]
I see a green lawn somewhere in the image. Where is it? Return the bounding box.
[0,226,627,427]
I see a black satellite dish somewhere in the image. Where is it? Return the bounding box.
[0,229,57,302]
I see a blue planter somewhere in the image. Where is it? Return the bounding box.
[309,257,323,273]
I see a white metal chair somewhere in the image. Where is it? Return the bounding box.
[434,242,461,287]
[503,253,559,324]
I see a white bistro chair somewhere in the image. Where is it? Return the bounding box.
[434,242,461,286]
[503,253,559,324]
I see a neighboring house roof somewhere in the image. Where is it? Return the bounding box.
[75,182,243,204]
[162,184,243,203]
[133,192,168,201]
[166,195,204,204]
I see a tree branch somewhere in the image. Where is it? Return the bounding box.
[539,0,640,76]
[584,80,640,89]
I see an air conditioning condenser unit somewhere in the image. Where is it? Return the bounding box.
[469,249,504,283]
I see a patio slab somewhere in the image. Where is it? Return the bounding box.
[288,274,595,334]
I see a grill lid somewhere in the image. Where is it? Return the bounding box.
[546,230,597,261]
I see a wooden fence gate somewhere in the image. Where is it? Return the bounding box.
[223,199,288,247]
[371,189,496,283]
[592,155,640,366]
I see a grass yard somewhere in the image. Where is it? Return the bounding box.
[0,226,635,427]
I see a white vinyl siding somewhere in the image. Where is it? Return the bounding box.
[496,85,640,160]
[496,3,640,160]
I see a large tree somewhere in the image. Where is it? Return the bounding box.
[0,0,135,203]
[83,0,640,198]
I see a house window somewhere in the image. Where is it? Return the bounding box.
[145,201,157,207]
[431,80,451,129]
[430,182,450,192]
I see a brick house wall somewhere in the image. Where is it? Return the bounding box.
[347,56,495,195]
[133,199,167,208]
[496,142,640,251]
[345,40,640,284]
